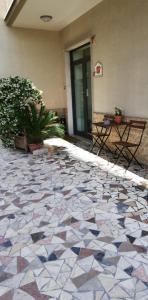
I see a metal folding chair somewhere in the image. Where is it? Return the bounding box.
[89,121,112,156]
[112,120,147,168]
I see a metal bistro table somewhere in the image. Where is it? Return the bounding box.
[90,120,129,156]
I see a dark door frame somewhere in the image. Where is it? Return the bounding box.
[70,43,92,137]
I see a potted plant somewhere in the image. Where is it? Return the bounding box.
[114,107,122,124]
[15,134,28,152]
[21,102,65,153]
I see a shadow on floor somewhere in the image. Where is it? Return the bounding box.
[66,135,148,181]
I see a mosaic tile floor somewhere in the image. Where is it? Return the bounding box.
[71,137,148,180]
[0,140,148,300]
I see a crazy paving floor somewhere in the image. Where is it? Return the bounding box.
[0,143,148,300]
[71,137,148,180]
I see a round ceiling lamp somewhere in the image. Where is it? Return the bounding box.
[40,15,53,22]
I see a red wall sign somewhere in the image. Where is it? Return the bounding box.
[94,62,103,77]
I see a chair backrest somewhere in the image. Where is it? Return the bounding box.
[129,120,146,129]
[104,114,114,122]
[126,120,146,145]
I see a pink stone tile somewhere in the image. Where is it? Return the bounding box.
[132,266,148,283]
[57,231,66,240]
[0,237,7,244]
[17,257,29,273]
[96,221,105,226]
[21,281,49,300]
[79,248,95,258]
[71,222,81,229]
[0,256,13,265]
[0,290,14,300]
[37,236,52,245]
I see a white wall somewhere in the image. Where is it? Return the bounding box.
[0,5,65,109]
[62,0,148,118]
[0,0,13,18]
[1,0,148,117]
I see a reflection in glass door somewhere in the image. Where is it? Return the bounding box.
[74,63,84,132]
[70,44,92,137]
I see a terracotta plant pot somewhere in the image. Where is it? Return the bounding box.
[114,115,122,124]
[47,145,65,154]
[48,146,54,153]
[28,143,43,153]
[15,135,28,151]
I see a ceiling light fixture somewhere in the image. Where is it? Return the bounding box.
[40,15,53,22]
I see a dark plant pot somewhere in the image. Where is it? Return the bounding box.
[114,115,122,124]
[15,135,28,151]
[28,143,43,153]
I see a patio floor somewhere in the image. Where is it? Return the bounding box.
[69,136,148,180]
[0,139,148,300]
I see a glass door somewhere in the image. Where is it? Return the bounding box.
[70,44,92,137]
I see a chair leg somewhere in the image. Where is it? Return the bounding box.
[89,137,98,152]
[114,145,143,169]
[114,145,126,164]
[126,147,143,168]
[97,135,109,156]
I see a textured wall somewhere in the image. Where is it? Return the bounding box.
[61,0,148,163]
[0,7,65,110]
[62,0,148,119]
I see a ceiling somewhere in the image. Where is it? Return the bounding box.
[12,0,103,31]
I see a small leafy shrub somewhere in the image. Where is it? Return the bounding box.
[21,102,65,144]
[0,76,43,147]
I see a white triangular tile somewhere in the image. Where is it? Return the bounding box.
[78,256,94,272]
[115,268,130,280]
[71,264,85,278]
[60,291,72,300]
[36,276,50,290]
[20,270,35,287]
[64,279,77,292]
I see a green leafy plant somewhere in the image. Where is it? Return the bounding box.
[115,107,122,116]
[0,76,43,147]
[21,102,65,144]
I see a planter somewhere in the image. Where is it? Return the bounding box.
[47,145,65,154]
[48,146,57,154]
[114,115,122,124]
[15,135,28,151]
[28,143,43,153]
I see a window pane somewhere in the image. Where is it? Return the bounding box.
[74,63,84,132]
[72,44,90,61]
